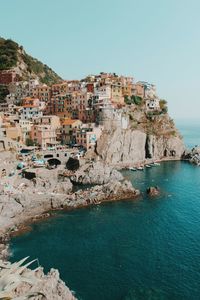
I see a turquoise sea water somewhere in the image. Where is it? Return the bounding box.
[10,122,200,300]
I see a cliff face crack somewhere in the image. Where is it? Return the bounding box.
[13,196,24,209]
[145,135,153,159]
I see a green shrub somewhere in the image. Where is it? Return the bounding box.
[0,39,18,70]
[124,95,142,105]
[0,85,9,102]
[159,99,167,109]
[0,37,61,85]
[25,138,34,146]
[124,95,131,105]
[162,106,168,114]
[130,95,142,105]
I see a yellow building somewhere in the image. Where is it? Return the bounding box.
[51,81,68,95]
[61,119,82,143]
[111,82,124,105]
[29,85,51,103]
[6,126,22,142]
[32,115,60,129]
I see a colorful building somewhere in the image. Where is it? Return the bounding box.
[49,93,72,117]
[19,119,32,143]
[75,125,102,150]
[32,115,60,128]
[20,98,43,120]
[30,125,57,148]
[61,119,82,144]
[146,98,160,111]
[51,81,68,95]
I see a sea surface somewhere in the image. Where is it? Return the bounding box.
[10,121,200,300]
[176,119,200,149]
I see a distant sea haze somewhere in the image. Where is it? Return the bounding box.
[176,119,200,149]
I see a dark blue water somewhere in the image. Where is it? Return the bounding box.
[10,123,200,300]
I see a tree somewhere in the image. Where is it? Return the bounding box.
[25,138,34,146]
[130,95,142,105]
[124,95,131,105]
[159,99,168,114]
[162,106,168,114]
[159,99,167,109]
[0,85,9,102]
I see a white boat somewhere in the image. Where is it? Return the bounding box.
[145,164,151,168]
[137,166,144,170]
[129,167,137,171]
[153,162,160,166]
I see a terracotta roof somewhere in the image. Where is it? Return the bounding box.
[23,105,39,108]
[61,119,79,126]
[23,97,38,101]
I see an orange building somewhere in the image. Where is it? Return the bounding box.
[36,85,51,103]
[51,81,68,95]
[133,82,145,98]
[22,97,40,107]
[111,82,124,105]
[49,93,72,117]
[60,119,82,143]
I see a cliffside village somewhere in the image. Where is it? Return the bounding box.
[0,71,161,153]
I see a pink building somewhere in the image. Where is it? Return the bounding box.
[30,125,57,148]
[75,125,102,150]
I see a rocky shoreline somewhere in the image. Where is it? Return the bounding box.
[0,148,192,299]
[0,154,140,299]
[183,146,200,166]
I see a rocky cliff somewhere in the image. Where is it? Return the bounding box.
[96,107,185,167]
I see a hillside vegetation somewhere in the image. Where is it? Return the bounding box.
[0,37,62,85]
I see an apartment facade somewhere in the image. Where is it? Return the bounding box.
[31,125,57,148]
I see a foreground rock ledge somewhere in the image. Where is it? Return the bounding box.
[0,258,77,300]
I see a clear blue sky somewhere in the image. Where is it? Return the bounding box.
[0,0,200,120]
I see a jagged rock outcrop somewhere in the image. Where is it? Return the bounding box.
[0,160,138,233]
[31,268,77,300]
[0,178,139,234]
[67,180,140,206]
[183,146,200,165]
[146,186,160,196]
[0,258,77,300]
[70,161,124,184]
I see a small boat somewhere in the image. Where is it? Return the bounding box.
[145,164,151,168]
[153,162,160,166]
[149,163,155,167]
[137,166,144,171]
[130,167,137,171]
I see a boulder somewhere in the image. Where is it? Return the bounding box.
[0,259,77,300]
[146,186,160,196]
[53,179,73,194]
[71,161,123,184]
[184,146,200,165]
